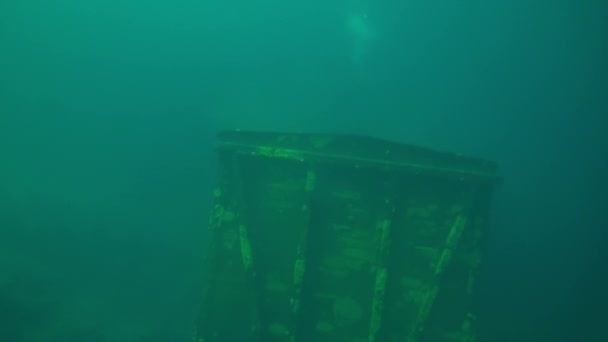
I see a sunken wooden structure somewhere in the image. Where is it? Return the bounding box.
[195,130,499,342]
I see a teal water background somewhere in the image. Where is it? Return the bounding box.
[1,1,606,341]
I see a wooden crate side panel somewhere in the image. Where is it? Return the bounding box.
[382,176,480,342]
[197,143,496,342]
[421,184,494,342]
[196,151,260,341]
[295,164,394,342]
[238,155,312,341]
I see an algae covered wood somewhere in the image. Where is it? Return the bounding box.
[195,131,499,342]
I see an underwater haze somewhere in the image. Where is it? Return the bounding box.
[1,0,606,341]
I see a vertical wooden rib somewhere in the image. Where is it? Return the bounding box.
[231,153,262,338]
[369,190,396,342]
[290,167,316,341]
[407,214,467,341]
